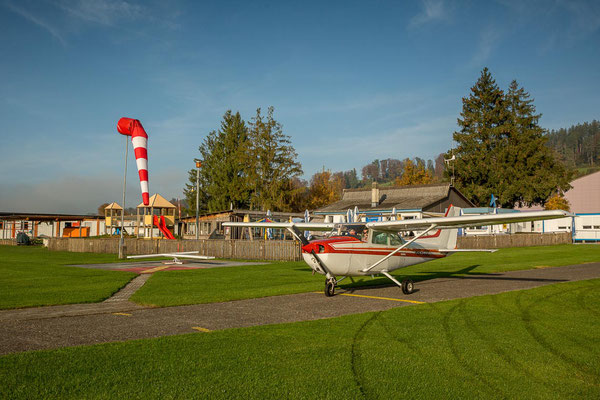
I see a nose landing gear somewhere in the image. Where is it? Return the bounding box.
[325,277,337,297]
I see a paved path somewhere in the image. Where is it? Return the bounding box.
[1,263,598,355]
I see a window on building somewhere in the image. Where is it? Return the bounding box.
[582,226,592,229]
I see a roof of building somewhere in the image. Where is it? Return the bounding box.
[104,202,122,210]
[316,183,472,213]
[137,194,176,209]
[0,212,102,221]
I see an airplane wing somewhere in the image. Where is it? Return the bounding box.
[223,221,336,231]
[368,210,573,232]
[127,251,215,260]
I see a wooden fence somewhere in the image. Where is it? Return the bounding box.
[46,238,302,261]
[0,239,16,246]
[456,232,572,249]
[43,232,573,261]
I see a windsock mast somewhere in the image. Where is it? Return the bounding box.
[117,118,149,206]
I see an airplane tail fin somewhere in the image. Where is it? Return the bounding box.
[417,205,460,249]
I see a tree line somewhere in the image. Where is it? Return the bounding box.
[180,67,580,215]
[546,120,600,176]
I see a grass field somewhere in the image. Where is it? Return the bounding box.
[0,246,136,309]
[131,244,600,306]
[2,278,598,399]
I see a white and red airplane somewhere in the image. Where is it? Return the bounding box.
[224,206,572,296]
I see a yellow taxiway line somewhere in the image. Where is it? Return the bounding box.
[334,292,425,304]
[192,327,212,332]
[140,265,171,274]
[112,312,132,317]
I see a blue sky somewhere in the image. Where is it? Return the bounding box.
[1,0,599,213]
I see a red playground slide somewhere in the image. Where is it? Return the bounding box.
[153,215,175,239]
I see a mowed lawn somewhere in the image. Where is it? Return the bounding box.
[0,246,136,309]
[2,279,599,399]
[131,244,600,306]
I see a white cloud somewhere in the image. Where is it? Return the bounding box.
[409,0,447,29]
[56,0,145,26]
[3,1,66,46]
[469,26,503,67]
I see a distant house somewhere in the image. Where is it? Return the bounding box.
[516,170,600,242]
[0,212,105,239]
[315,183,474,222]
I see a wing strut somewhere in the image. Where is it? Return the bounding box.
[361,224,438,273]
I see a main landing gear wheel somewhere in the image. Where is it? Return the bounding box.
[325,278,336,297]
[401,278,414,295]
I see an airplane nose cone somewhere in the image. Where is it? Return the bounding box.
[301,243,314,253]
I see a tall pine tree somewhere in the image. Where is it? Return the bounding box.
[502,80,571,206]
[184,111,251,213]
[247,107,303,211]
[450,67,511,206]
[450,69,571,207]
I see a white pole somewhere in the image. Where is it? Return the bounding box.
[119,136,129,259]
[196,161,201,240]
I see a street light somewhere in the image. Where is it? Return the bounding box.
[118,135,129,259]
[195,160,201,240]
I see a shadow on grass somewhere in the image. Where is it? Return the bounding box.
[337,264,567,292]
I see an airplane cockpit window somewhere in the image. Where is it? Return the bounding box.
[371,230,406,246]
[372,231,389,245]
[389,233,405,246]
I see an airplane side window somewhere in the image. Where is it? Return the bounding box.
[389,233,403,246]
[372,231,388,245]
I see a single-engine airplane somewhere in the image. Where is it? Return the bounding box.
[127,251,215,265]
[224,206,572,296]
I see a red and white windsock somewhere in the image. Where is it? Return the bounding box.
[117,117,149,206]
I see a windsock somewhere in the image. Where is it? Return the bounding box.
[117,117,149,205]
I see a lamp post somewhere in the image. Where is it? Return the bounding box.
[195,161,201,240]
[118,136,129,259]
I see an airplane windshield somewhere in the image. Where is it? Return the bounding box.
[339,225,367,240]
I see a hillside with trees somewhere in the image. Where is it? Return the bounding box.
[546,120,600,176]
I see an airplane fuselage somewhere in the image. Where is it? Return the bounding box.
[301,236,446,276]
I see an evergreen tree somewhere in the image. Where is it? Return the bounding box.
[450,67,511,206]
[502,80,571,206]
[450,70,571,207]
[247,107,303,211]
[183,111,250,213]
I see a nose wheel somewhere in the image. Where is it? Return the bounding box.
[325,278,337,297]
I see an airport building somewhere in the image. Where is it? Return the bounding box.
[315,183,474,223]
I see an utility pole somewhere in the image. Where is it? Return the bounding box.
[119,136,129,259]
[195,160,201,240]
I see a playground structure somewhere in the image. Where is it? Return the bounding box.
[104,202,124,235]
[136,194,176,239]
